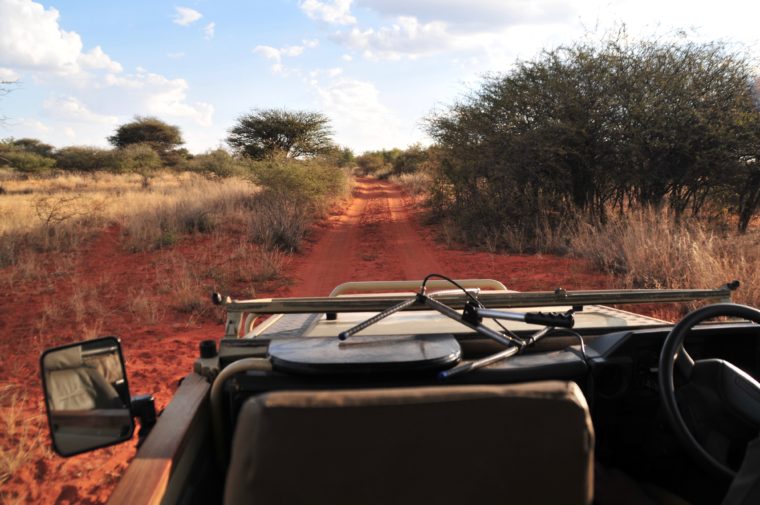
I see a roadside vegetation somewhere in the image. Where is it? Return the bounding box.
[355,33,760,309]
[426,34,760,233]
[0,111,353,317]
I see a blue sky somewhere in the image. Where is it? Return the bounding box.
[1,0,759,153]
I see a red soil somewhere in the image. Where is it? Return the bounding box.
[0,177,609,504]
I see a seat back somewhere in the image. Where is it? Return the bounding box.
[44,346,121,411]
[225,381,594,505]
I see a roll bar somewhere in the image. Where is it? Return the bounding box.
[214,281,739,338]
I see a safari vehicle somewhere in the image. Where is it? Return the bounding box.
[40,276,760,505]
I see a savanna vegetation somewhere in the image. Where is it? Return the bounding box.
[368,32,760,307]
[227,109,334,160]
[0,110,352,289]
[2,32,760,310]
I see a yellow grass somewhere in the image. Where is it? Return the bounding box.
[570,207,760,309]
[0,171,259,264]
[389,172,433,196]
[0,171,257,236]
[0,385,45,486]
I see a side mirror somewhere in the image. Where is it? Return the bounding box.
[40,337,135,457]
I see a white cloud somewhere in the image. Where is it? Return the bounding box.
[341,54,353,61]
[281,45,306,57]
[204,22,215,40]
[167,51,186,59]
[253,45,281,61]
[299,0,356,25]
[103,69,214,126]
[253,40,320,74]
[78,46,123,72]
[253,45,284,73]
[356,0,576,32]
[173,6,203,26]
[0,0,85,75]
[43,95,118,124]
[332,17,451,60]
[313,77,411,151]
[142,74,214,127]
[0,67,19,81]
[19,118,50,133]
[0,0,214,135]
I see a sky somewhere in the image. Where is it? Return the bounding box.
[1,0,759,154]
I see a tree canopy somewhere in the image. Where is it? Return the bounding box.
[108,116,184,164]
[227,109,334,159]
[426,33,760,235]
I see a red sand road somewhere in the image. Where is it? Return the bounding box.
[0,177,609,504]
[286,177,606,296]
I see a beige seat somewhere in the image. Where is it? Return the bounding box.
[44,346,122,411]
[225,381,594,505]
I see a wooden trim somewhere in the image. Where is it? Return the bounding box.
[108,373,210,505]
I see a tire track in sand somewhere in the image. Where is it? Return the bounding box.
[289,177,441,295]
[290,178,370,296]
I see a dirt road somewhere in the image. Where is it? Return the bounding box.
[288,176,606,295]
[290,177,443,295]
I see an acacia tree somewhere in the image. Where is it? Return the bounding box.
[426,33,760,240]
[227,109,333,159]
[108,116,184,165]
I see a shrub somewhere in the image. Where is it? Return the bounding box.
[426,34,760,240]
[7,138,55,157]
[249,158,349,214]
[245,157,350,251]
[389,172,433,197]
[391,144,428,174]
[108,116,184,166]
[114,143,163,185]
[355,151,393,177]
[188,149,247,177]
[0,151,56,174]
[248,190,311,252]
[55,146,119,172]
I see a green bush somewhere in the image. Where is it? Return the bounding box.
[114,143,163,185]
[0,150,56,174]
[246,158,350,251]
[8,138,55,158]
[355,152,388,176]
[188,149,247,177]
[249,158,349,212]
[55,146,119,172]
[391,144,428,175]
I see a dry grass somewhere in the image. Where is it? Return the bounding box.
[0,385,45,486]
[127,288,166,325]
[389,172,433,196]
[119,178,256,252]
[570,208,760,308]
[0,171,259,264]
[247,191,311,252]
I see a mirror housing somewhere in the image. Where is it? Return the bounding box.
[40,337,135,457]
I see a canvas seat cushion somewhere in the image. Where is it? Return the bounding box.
[225,380,594,505]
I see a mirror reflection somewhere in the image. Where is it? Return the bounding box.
[41,337,134,456]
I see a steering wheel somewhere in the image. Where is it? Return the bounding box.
[659,303,760,478]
